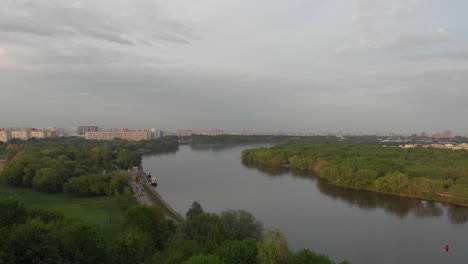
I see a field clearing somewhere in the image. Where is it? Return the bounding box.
[0,183,125,237]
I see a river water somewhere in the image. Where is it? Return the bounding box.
[143,144,468,264]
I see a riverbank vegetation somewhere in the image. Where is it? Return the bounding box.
[0,137,178,193]
[242,142,468,205]
[0,196,349,264]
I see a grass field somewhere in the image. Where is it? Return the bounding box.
[0,183,126,239]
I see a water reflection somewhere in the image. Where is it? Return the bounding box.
[191,143,271,153]
[241,160,290,177]
[316,181,444,219]
[447,206,468,224]
[241,161,468,222]
[141,149,178,157]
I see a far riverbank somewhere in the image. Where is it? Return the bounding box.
[242,143,468,208]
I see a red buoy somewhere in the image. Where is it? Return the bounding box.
[446,244,450,252]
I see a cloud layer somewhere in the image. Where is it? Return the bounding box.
[1,0,468,134]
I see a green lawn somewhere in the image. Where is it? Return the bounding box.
[0,183,125,238]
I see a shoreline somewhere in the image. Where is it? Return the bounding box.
[326,181,468,208]
[254,162,468,208]
[134,169,185,223]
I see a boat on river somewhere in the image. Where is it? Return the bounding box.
[150,176,158,187]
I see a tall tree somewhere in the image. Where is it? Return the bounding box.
[123,205,168,250]
[257,229,292,264]
[220,210,263,241]
[218,238,257,264]
[186,201,204,220]
[0,197,28,228]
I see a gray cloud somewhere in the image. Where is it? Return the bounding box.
[0,0,193,45]
[1,0,468,134]
[386,30,451,49]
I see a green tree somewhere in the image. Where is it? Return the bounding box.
[57,222,105,264]
[4,219,61,264]
[186,201,204,220]
[183,254,225,264]
[109,228,153,264]
[179,212,221,244]
[123,205,168,250]
[293,249,334,264]
[27,207,64,224]
[32,168,63,193]
[116,149,141,169]
[218,238,257,264]
[257,229,292,264]
[154,234,203,264]
[220,209,263,241]
[0,197,28,228]
[1,159,26,186]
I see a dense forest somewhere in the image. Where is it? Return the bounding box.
[242,142,468,205]
[0,197,348,264]
[0,137,179,193]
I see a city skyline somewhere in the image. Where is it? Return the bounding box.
[0,125,464,137]
[1,1,468,133]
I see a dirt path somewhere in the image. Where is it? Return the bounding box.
[126,171,184,222]
[127,173,154,206]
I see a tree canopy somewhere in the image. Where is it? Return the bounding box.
[242,142,468,205]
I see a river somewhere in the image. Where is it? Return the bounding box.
[143,144,468,264]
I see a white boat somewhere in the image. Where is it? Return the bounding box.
[150,176,158,187]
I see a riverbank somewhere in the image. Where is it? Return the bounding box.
[130,170,185,223]
[242,143,468,208]
[325,180,468,208]
[254,162,468,208]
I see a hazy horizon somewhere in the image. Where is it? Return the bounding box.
[1,1,468,133]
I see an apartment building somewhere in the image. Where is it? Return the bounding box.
[30,130,45,139]
[85,131,152,141]
[0,130,11,143]
[11,130,30,141]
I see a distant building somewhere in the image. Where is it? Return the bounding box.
[0,130,11,143]
[203,130,225,136]
[77,126,98,135]
[121,131,151,141]
[29,129,45,139]
[85,131,119,141]
[47,130,56,138]
[66,127,78,137]
[11,130,30,141]
[177,130,196,136]
[150,128,160,139]
[432,131,453,138]
[85,130,152,141]
[50,127,65,137]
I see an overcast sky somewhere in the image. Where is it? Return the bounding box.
[1,0,468,134]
